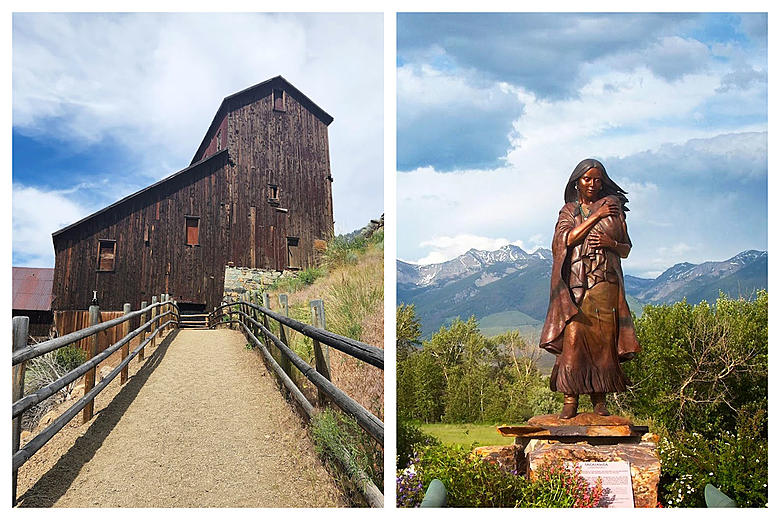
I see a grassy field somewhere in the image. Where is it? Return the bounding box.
[419,423,514,446]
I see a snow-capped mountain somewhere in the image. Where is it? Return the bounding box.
[398,247,767,339]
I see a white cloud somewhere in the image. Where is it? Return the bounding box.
[12,185,93,267]
[504,67,749,172]
[397,58,766,269]
[416,234,510,264]
[606,36,711,81]
[396,14,766,278]
[411,233,546,265]
[398,64,508,111]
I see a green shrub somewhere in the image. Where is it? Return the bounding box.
[268,266,325,294]
[397,420,439,468]
[398,443,610,508]
[322,231,382,269]
[621,292,767,435]
[322,235,365,268]
[367,228,383,245]
[405,444,533,507]
[55,345,88,371]
[298,266,324,285]
[659,408,768,508]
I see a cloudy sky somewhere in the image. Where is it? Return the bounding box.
[397,12,767,278]
[12,12,383,267]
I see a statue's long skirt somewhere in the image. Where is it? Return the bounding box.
[550,281,629,394]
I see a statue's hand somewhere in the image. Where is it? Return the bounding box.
[587,230,617,250]
[595,199,621,220]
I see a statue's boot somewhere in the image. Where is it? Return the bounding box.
[591,393,609,416]
[560,394,579,419]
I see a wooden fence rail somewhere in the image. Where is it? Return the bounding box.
[11,294,179,504]
[208,294,384,507]
[209,301,384,369]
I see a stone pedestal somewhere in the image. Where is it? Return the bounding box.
[489,413,660,508]
[472,444,524,474]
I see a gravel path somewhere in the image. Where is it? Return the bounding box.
[17,328,345,507]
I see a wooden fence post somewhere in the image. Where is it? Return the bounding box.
[277,294,292,378]
[252,292,260,337]
[151,296,158,349]
[139,301,148,361]
[163,293,168,332]
[12,316,29,505]
[157,293,165,338]
[310,299,331,406]
[226,297,232,327]
[241,294,248,329]
[261,292,282,369]
[83,304,99,423]
[161,294,166,333]
[121,303,131,384]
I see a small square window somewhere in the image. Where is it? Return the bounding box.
[185,216,200,246]
[273,89,285,112]
[268,184,280,205]
[97,240,116,272]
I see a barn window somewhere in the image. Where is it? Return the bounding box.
[185,216,200,246]
[268,184,280,205]
[97,239,117,272]
[273,89,286,112]
[287,236,301,269]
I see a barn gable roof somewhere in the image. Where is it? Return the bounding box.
[52,149,228,239]
[13,267,54,311]
[189,75,334,166]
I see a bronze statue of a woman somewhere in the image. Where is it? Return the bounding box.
[539,158,641,419]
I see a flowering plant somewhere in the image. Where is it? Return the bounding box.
[396,455,425,507]
[529,456,606,508]
[658,410,768,508]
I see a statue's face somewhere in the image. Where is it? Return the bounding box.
[578,167,603,201]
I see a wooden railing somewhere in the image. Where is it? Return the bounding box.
[11,294,179,505]
[208,293,384,507]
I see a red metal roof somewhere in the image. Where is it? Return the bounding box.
[12,267,54,311]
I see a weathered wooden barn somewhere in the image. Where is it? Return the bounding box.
[51,76,334,313]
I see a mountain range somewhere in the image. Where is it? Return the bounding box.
[397,245,767,340]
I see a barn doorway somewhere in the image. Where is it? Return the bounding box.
[177,301,206,314]
[177,301,208,329]
[287,236,301,269]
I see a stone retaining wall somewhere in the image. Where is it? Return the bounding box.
[222,266,296,301]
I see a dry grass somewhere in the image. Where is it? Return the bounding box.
[267,241,384,420]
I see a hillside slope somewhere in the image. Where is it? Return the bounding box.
[268,232,384,419]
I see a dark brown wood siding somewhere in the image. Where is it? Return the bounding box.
[52,153,231,311]
[222,85,334,270]
[52,80,334,312]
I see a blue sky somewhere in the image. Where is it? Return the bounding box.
[12,12,383,268]
[397,12,768,278]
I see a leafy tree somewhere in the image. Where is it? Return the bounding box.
[396,304,422,362]
[617,291,767,434]
[398,315,560,424]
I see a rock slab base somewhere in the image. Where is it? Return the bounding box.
[526,441,660,508]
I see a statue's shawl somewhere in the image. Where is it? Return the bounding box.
[539,196,641,359]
